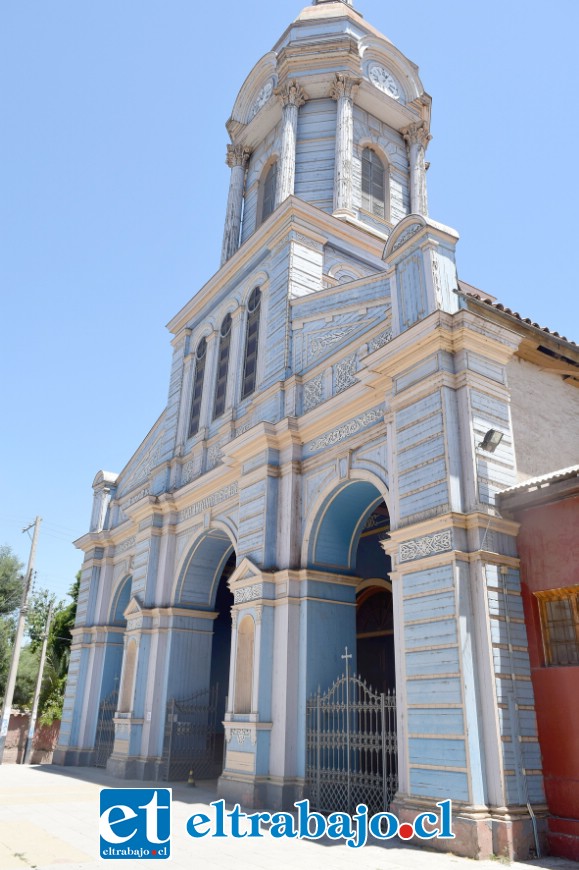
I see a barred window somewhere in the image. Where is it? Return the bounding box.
[213,314,232,420]
[188,337,207,438]
[361,147,386,218]
[261,162,277,224]
[536,587,579,666]
[241,288,261,400]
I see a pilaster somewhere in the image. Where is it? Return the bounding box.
[275,80,307,205]
[402,123,431,216]
[330,73,360,215]
[221,144,251,265]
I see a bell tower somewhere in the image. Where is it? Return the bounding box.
[220,0,432,265]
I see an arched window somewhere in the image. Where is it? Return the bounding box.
[234,616,255,714]
[241,288,261,400]
[213,314,232,420]
[361,148,386,218]
[261,162,277,224]
[188,337,207,438]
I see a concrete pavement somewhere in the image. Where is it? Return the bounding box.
[0,764,576,870]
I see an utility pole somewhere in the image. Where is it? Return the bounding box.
[0,516,42,763]
[23,600,53,764]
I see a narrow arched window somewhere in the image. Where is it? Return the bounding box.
[188,337,207,438]
[361,148,386,218]
[261,162,277,224]
[241,288,261,400]
[213,313,232,420]
[234,616,255,714]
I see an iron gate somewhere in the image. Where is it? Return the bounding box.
[306,672,397,815]
[162,684,222,781]
[93,688,118,768]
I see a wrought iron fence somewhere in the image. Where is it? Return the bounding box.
[306,672,397,815]
[161,683,222,781]
[93,688,118,768]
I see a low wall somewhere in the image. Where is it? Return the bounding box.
[3,713,60,764]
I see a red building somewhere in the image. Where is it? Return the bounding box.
[499,467,579,861]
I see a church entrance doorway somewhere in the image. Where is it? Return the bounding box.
[162,545,235,781]
[305,488,397,812]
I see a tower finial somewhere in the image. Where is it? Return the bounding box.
[313,0,354,6]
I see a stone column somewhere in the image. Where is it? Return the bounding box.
[275,80,307,205]
[330,73,360,214]
[221,144,251,266]
[402,122,431,215]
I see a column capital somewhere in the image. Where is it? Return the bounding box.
[226,144,251,169]
[275,80,307,109]
[330,73,361,101]
[401,122,432,149]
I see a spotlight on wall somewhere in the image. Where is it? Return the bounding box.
[478,428,504,453]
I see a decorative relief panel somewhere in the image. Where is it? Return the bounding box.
[307,327,356,362]
[117,536,136,554]
[179,483,238,523]
[368,329,393,352]
[235,420,254,438]
[126,487,150,507]
[120,435,163,491]
[305,408,384,455]
[181,460,196,486]
[333,355,357,394]
[399,529,453,563]
[233,583,263,604]
[226,727,254,745]
[303,374,324,413]
[248,79,275,120]
[392,223,423,253]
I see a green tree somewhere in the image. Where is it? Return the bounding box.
[0,545,24,699]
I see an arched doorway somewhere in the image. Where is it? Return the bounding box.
[163,529,235,780]
[304,481,397,812]
[354,502,395,694]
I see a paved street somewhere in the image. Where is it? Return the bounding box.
[0,764,576,870]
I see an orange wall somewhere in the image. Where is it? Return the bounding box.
[516,495,579,857]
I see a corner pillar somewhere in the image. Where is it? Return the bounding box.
[221,144,251,265]
[275,81,307,205]
[402,122,431,215]
[330,73,360,214]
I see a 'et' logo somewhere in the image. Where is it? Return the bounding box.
[99,788,171,860]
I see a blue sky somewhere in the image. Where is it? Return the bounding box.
[1,0,578,603]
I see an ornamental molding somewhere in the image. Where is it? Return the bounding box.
[304,374,324,413]
[235,421,254,438]
[392,223,423,253]
[178,483,238,523]
[330,73,361,101]
[117,536,136,554]
[248,79,275,120]
[275,80,307,109]
[368,329,393,352]
[233,583,263,604]
[120,434,163,491]
[401,122,432,150]
[126,487,150,507]
[399,529,453,563]
[226,144,251,169]
[305,408,384,454]
[333,354,357,395]
[307,326,356,362]
[226,727,256,745]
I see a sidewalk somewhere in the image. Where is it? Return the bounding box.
[0,764,575,870]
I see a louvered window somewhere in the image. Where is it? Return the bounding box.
[241,288,261,400]
[213,314,232,420]
[188,337,207,438]
[361,148,385,218]
[261,163,277,223]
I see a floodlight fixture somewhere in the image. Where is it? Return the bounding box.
[479,428,504,453]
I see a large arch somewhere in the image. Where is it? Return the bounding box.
[303,473,389,572]
[174,526,235,609]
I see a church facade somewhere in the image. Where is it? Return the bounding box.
[54,0,579,860]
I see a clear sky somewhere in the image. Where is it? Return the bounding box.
[1,0,578,604]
